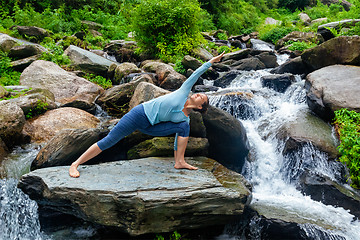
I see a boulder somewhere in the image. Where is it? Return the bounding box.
[191,47,213,62]
[182,55,202,71]
[10,54,42,71]
[310,18,328,26]
[127,137,209,159]
[193,85,219,93]
[0,101,26,148]
[20,60,103,106]
[8,44,46,59]
[0,86,8,99]
[142,61,187,89]
[211,63,231,72]
[222,49,251,62]
[81,20,103,31]
[8,88,57,117]
[275,31,321,50]
[189,111,207,138]
[23,107,100,143]
[298,13,311,24]
[214,71,240,88]
[233,57,266,71]
[0,138,8,161]
[305,65,360,121]
[264,17,281,25]
[317,19,360,40]
[64,45,116,76]
[96,78,150,117]
[320,0,352,11]
[301,36,360,71]
[0,34,18,52]
[255,52,278,68]
[129,82,169,109]
[18,157,252,236]
[299,171,360,218]
[13,26,49,41]
[202,106,250,172]
[113,62,141,85]
[271,56,309,75]
[31,128,108,170]
[277,109,339,159]
[260,73,295,93]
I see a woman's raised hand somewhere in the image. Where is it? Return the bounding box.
[210,51,225,63]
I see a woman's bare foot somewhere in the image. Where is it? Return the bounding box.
[174,161,198,170]
[69,164,80,178]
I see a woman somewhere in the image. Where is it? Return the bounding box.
[69,52,225,178]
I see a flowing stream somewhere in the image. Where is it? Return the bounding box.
[1,44,360,239]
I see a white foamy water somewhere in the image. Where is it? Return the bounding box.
[210,62,360,239]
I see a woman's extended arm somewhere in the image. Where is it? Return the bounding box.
[179,51,225,93]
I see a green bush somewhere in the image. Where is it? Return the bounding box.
[334,108,360,189]
[259,26,297,44]
[285,40,317,51]
[0,51,21,86]
[39,37,71,66]
[26,100,49,119]
[132,0,205,62]
[83,74,112,89]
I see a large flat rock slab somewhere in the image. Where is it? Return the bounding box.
[18,157,251,236]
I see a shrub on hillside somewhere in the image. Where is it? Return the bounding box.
[132,0,205,62]
[278,0,311,11]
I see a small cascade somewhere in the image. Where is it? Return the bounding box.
[0,179,48,240]
[209,53,360,239]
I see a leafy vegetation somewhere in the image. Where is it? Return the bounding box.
[285,40,317,51]
[25,99,49,119]
[83,73,112,89]
[334,109,360,189]
[0,51,21,86]
[132,0,205,62]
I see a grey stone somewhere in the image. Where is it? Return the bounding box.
[18,157,252,235]
[0,34,18,52]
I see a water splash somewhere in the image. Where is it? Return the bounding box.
[0,179,48,240]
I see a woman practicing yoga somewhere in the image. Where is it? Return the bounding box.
[69,52,225,178]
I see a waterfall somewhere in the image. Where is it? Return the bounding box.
[210,58,360,239]
[0,179,47,240]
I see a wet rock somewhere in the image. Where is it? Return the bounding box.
[202,106,250,172]
[232,57,266,71]
[260,73,295,93]
[129,81,169,110]
[0,138,8,161]
[0,101,26,148]
[222,49,251,62]
[24,107,99,143]
[20,60,103,106]
[113,62,141,85]
[255,52,278,68]
[18,157,251,236]
[191,47,213,61]
[189,111,207,138]
[301,36,360,71]
[213,71,239,88]
[31,128,108,170]
[305,65,360,121]
[299,171,360,219]
[211,63,231,72]
[8,44,46,59]
[127,137,209,159]
[64,45,116,76]
[0,34,18,52]
[271,56,309,75]
[277,109,339,159]
[13,26,50,41]
[193,85,219,93]
[250,39,275,51]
